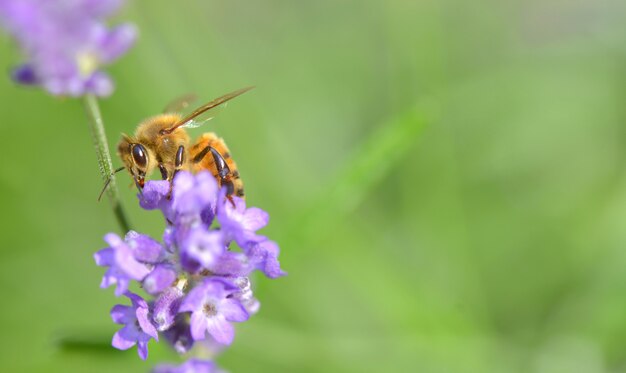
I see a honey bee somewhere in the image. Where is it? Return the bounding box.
[106,87,252,201]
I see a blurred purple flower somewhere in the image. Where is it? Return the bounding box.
[0,0,136,96]
[179,278,249,345]
[111,292,158,360]
[153,359,224,373]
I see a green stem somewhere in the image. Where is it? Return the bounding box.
[83,94,132,233]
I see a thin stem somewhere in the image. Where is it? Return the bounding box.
[83,94,131,232]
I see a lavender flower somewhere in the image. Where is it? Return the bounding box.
[179,278,249,345]
[153,281,185,331]
[95,171,285,369]
[143,263,178,295]
[94,232,153,296]
[216,192,269,248]
[111,292,158,360]
[0,0,136,96]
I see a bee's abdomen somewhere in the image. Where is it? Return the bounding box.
[189,132,244,198]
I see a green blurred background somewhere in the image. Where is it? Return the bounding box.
[1,0,626,372]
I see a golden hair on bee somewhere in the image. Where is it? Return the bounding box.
[113,87,252,198]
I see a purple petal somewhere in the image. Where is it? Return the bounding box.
[200,206,215,227]
[143,264,177,295]
[221,299,249,322]
[162,226,176,252]
[11,64,38,85]
[126,291,148,309]
[114,242,150,280]
[97,23,137,63]
[190,312,208,341]
[153,286,184,331]
[139,180,171,210]
[94,247,114,266]
[242,207,269,231]
[182,229,224,269]
[201,278,238,300]
[110,304,134,324]
[85,71,113,97]
[211,251,251,277]
[112,326,136,350]
[179,283,206,313]
[217,195,270,247]
[137,340,149,360]
[103,232,124,248]
[112,277,130,297]
[136,304,158,340]
[172,171,217,216]
[162,319,194,354]
[247,239,286,279]
[206,315,234,345]
[126,231,164,263]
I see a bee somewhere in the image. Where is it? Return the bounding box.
[103,87,252,201]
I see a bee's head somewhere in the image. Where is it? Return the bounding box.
[117,134,151,189]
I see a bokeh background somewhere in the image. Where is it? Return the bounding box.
[1,0,626,372]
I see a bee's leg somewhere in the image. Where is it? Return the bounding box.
[158,164,169,180]
[167,145,185,199]
[208,147,236,206]
[193,145,236,205]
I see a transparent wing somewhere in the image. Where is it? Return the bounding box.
[180,101,240,128]
[163,93,198,113]
[181,116,215,129]
[160,86,254,135]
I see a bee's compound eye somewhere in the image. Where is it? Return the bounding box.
[131,144,148,168]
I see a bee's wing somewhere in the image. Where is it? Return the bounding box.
[181,116,214,129]
[163,93,198,113]
[161,86,254,134]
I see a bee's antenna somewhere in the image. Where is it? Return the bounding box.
[98,167,126,202]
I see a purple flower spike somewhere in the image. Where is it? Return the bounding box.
[111,292,158,360]
[94,233,151,296]
[179,278,249,345]
[152,359,224,373]
[217,193,269,247]
[0,0,136,97]
[94,171,285,367]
